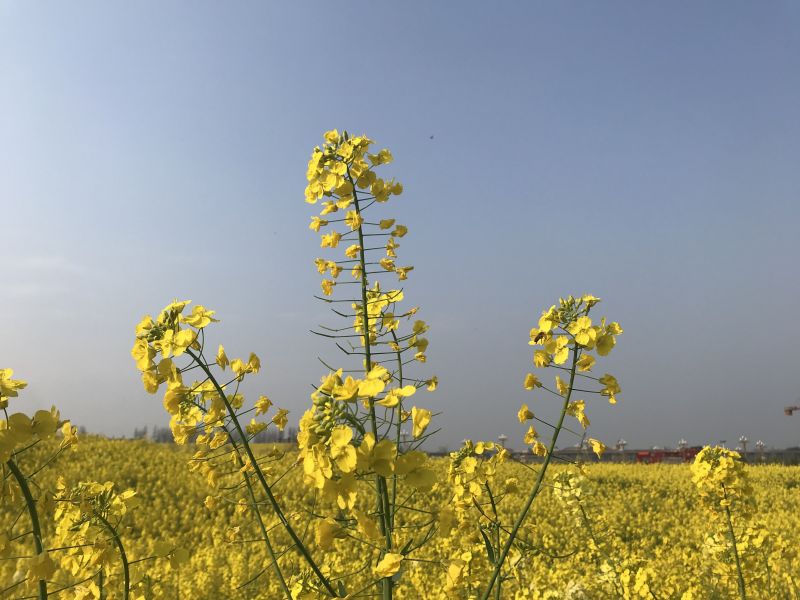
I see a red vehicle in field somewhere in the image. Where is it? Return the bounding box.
[636,447,701,463]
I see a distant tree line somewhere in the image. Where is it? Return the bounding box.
[131,425,298,445]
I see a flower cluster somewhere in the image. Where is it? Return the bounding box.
[0,369,77,462]
[1,371,148,598]
[520,294,622,457]
[131,300,288,454]
[298,130,442,596]
[447,440,509,512]
[691,446,752,513]
[691,446,770,598]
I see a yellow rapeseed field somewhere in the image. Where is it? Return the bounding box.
[2,438,798,599]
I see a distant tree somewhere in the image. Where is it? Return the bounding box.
[151,426,173,443]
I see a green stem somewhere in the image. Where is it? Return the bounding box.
[7,459,47,600]
[95,513,130,600]
[349,171,394,600]
[242,470,292,599]
[479,346,580,600]
[485,483,501,600]
[390,330,403,529]
[723,488,747,600]
[185,348,337,598]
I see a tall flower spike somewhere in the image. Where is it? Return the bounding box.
[304,130,437,598]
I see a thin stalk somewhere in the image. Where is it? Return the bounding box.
[485,483,501,600]
[185,348,337,598]
[348,169,394,600]
[242,470,292,599]
[95,513,130,600]
[723,488,747,600]
[390,329,403,529]
[7,459,47,600]
[479,346,580,600]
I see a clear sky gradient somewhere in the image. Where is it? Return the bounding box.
[2,2,799,450]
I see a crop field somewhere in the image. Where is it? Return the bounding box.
[2,438,799,599]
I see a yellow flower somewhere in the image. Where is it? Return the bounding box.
[320,231,342,248]
[599,373,621,404]
[332,376,360,402]
[130,339,156,372]
[309,216,328,231]
[533,350,550,368]
[576,354,596,372]
[544,335,570,364]
[59,421,78,449]
[596,333,616,356]
[216,345,229,370]
[31,408,59,439]
[555,376,570,396]
[323,129,340,143]
[246,419,267,436]
[518,403,534,423]
[316,518,345,551]
[352,509,383,541]
[395,451,436,491]
[271,408,289,431]
[588,438,606,458]
[538,306,558,333]
[357,433,396,477]
[392,224,408,237]
[329,426,357,473]
[376,385,415,408]
[255,395,272,416]
[141,370,159,394]
[154,327,196,359]
[26,551,56,580]
[582,294,600,307]
[523,373,542,390]
[368,148,393,165]
[345,244,361,258]
[373,553,403,578]
[320,200,338,215]
[327,261,342,278]
[344,210,363,230]
[181,304,217,329]
[321,279,335,296]
[566,400,590,429]
[524,425,539,445]
[567,316,596,347]
[531,440,547,456]
[411,406,431,438]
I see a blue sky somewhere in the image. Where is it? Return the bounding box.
[2,2,799,450]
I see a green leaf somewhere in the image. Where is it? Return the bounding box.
[400,537,414,555]
[479,527,496,564]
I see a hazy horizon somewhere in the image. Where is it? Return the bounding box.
[2,2,799,451]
